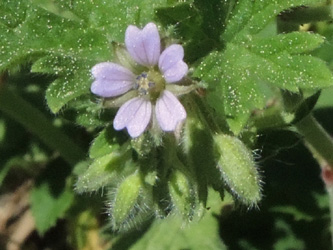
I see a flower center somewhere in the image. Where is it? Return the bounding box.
[134,69,166,102]
[135,73,154,95]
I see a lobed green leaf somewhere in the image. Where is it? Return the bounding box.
[223,0,326,42]
[1,0,170,113]
[195,30,332,133]
[250,32,324,55]
[30,160,74,235]
[191,0,329,132]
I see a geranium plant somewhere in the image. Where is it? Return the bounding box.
[1,0,333,249]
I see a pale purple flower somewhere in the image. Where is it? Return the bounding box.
[91,23,188,138]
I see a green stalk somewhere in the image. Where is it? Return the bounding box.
[0,86,85,166]
[187,94,228,135]
[295,114,333,247]
[295,114,333,167]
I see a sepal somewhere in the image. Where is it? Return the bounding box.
[113,42,145,75]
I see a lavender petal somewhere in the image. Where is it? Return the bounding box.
[125,23,161,66]
[158,45,188,83]
[158,45,184,72]
[113,97,152,137]
[163,61,188,83]
[155,90,186,131]
[91,62,135,97]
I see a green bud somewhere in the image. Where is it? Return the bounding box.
[214,134,261,206]
[111,172,142,228]
[168,168,205,221]
[75,150,131,193]
[169,169,192,217]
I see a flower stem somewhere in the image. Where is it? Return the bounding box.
[0,85,85,166]
[187,94,228,135]
[297,114,333,248]
[295,114,333,167]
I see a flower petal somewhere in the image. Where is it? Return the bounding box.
[155,90,186,131]
[125,23,161,66]
[92,62,135,81]
[162,61,188,83]
[158,45,188,83]
[91,62,135,97]
[158,45,184,72]
[113,97,152,137]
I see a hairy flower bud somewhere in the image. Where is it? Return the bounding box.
[110,172,142,228]
[75,151,130,193]
[214,134,261,206]
[168,169,195,220]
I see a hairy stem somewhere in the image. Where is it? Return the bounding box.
[296,113,333,247]
[295,114,333,167]
[187,94,228,135]
[0,85,85,166]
